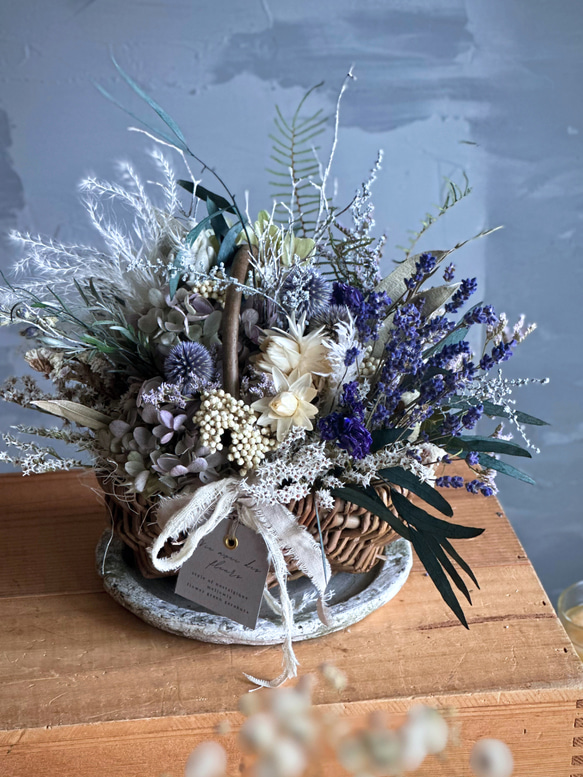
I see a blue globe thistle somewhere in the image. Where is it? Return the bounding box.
[280,266,331,320]
[310,303,352,331]
[164,341,214,393]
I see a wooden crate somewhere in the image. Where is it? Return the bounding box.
[1,465,582,776]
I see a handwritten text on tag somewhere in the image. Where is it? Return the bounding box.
[175,519,269,629]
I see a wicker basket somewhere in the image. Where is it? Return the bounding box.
[99,474,404,580]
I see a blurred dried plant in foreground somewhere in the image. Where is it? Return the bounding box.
[182,666,513,777]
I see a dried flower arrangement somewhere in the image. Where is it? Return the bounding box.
[0,67,547,685]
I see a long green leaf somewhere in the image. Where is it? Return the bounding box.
[441,537,480,588]
[463,451,536,485]
[331,486,410,539]
[94,83,183,151]
[424,534,472,604]
[217,221,245,268]
[481,400,549,427]
[377,466,453,517]
[457,435,532,459]
[370,428,409,452]
[177,180,237,214]
[206,195,229,240]
[410,529,469,628]
[390,489,484,539]
[112,57,188,147]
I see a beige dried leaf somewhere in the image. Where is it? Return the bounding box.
[32,400,111,430]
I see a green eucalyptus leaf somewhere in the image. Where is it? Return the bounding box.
[206,196,229,240]
[441,537,480,588]
[412,282,460,318]
[217,221,245,268]
[377,466,453,517]
[463,451,536,485]
[456,435,532,459]
[481,400,549,427]
[374,251,447,301]
[111,57,188,148]
[177,180,236,214]
[94,82,183,151]
[32,400,111,430]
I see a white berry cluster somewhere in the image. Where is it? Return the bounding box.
[360,346,381,377]
[193,389,277,476]
[189,275,227,305]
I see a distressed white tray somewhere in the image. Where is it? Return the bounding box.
[96,532,413,646]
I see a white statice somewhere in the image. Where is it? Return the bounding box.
[333,441,447,489]
[242,427,334,505]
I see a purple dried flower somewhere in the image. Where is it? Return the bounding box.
[435,475,464,488]
[443,263,455,282]
[464,305,497,326]
[405,253,438,289]
[319,412,372,459]
[445,277,478,314]
[480,340,515,371]
[467,450,480,466]
[461,403,483,429]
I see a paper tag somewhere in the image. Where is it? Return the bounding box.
[175,519,269,629]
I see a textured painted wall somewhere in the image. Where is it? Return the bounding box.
[0,0,581,602]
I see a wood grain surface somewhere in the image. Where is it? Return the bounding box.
[1,464,582,776]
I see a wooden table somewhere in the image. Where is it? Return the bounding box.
[1,466,582,777]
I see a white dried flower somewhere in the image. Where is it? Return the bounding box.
[184,741,227,777]
[181,228,219,277]
[252,368,318,441]
[319,662,348,691]
[239,713,279,754]
[255,315,330,378]
[397,718,427,772]
[255,737,307,777]
[406,705,448,755]
[470,739,514,777]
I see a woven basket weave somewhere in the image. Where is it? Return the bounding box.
[99,474,404,580]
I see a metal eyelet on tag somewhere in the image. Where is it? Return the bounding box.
[224,518,239,550]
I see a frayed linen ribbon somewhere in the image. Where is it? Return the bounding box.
[149,477,331,688]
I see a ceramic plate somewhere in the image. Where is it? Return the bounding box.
[96,532,413,645]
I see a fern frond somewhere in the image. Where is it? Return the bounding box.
[268,84,329,237]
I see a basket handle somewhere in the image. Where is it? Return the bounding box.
[221,245,255,398]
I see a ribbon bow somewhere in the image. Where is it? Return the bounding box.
[150,477,331,687]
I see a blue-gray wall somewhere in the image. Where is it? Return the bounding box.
[0,0,581,603]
